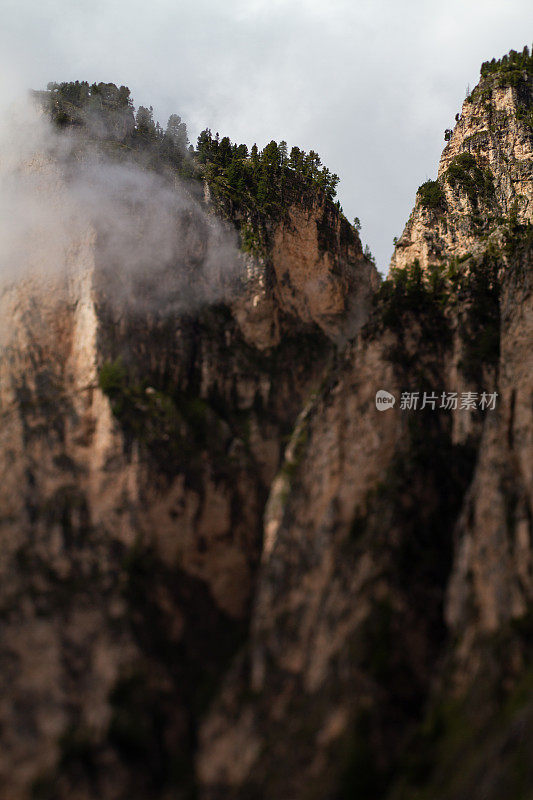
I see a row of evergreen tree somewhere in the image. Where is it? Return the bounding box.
[46,80,133,110]
[196,129,339,204]
[43,81,341,210]
[480,45,532,77]
[44,81,192,175]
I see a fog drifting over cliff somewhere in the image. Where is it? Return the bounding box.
[0,94,241,321]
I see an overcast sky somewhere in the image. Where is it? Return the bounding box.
[1,0,531,271]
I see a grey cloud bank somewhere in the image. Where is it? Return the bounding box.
[1,0,532,271]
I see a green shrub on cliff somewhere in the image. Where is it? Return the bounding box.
[517,103,533,130]
[98,358,128,396]
[372,259,450,345]
[417,180,445,210]
[445,152,494,206]
[98,359,235,481]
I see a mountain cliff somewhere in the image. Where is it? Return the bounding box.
[0,49,531,800]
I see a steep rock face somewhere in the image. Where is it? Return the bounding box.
[197,58,533,800]
[269,187,377,341]
[391,74,532,272]
[0,233,141,796]
[0,144,376,799]
[446,237,533,656]
[389,65,533,661]
[391,63,533,675]
[197,304,473,799]
[215,175,377,350]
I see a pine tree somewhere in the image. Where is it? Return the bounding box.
[218,136,232,167]
[251,144,259,170]
[196,129,213,163]
[135,105,157,141]
[166,114,188,151]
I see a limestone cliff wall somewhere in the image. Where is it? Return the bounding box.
[0,152,376,799]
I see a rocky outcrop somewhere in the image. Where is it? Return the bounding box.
[391,70,533,273]
[217,175,377,350]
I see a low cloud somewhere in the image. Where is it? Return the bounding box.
[0,93,242,327]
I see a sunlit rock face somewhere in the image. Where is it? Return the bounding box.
[391,72,533,273]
